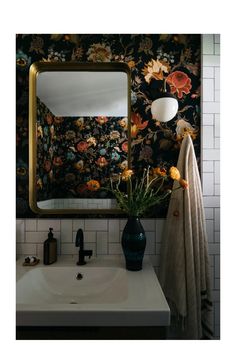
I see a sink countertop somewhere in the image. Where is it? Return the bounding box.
[16,255,170,327]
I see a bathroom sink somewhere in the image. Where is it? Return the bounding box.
[17,266,128,305]
[16,256,170,327]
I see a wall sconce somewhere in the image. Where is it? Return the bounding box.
[151,79,178,122]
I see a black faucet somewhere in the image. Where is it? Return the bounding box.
[75,229,93,265]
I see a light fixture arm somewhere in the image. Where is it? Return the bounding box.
[163,78,167,93]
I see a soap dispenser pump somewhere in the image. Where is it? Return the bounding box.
[43,227,57,265]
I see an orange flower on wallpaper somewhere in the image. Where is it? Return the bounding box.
[142,58,170,83]
[86,180,100,191]
[166,71,192,99]
[121,141,128,153]
[131,113,148,138]
[76,141,89,152]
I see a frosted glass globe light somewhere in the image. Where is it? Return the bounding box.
[151,95,178,122]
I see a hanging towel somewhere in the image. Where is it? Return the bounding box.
[159,134,213,339]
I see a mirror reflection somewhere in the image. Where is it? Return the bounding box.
[29,62,130,213]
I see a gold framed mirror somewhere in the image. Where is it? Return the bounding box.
[29,62,131,214]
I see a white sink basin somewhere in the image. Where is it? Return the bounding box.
[17,266,128,304]
[16,256,170,327]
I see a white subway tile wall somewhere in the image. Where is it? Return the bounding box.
[16,35,220,339]
[202,34,220,339]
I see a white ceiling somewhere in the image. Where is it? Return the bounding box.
[37,71,128,117]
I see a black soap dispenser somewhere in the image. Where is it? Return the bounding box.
[43,227,57,265]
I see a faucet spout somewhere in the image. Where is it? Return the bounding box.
[75,228,84,251]
[75,229,93,265]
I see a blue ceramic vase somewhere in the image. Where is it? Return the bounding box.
[121,216,146,271]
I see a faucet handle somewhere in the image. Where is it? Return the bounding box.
[84,249,93,259]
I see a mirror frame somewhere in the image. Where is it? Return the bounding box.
[29,62,131,214]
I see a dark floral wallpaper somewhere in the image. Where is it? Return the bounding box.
[37,98,128,201]
[16,34,201,218]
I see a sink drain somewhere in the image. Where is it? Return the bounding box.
[76,273,83,280]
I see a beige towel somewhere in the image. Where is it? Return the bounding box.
[159,134,213,339]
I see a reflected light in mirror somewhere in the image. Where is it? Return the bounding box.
[37,71,128,117]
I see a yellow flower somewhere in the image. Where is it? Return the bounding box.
[74,160,84,172]
[86,180,100,191]
[37,178,43,190]
[74,118,84,129]
[169,166,181,181]
[87,136,97,147]
[128,60,135,69]
[37,125,43,138]
[121,169,134,181]
[142,59,170,83]
[153,167,167,177]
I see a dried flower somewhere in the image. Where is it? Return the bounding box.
[153,167,167,177]
[121,169,134,181]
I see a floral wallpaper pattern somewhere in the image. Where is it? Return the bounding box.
[37,98,128,200]
[16,34,201,217]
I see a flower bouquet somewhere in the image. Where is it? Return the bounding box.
[109,166,188,217]
[107,165,188,271]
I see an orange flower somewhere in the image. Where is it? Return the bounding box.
[153,167,167,177]
[131,113,148,138]
[121,141,128,153]
[166,71,192,99]
[76,141,89,152]
[169,166,181,181]
[87,180,100,191]
[128,60,135,69]
[121,169,134,181]
[95,116,108,125]
[179,178,188,189]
